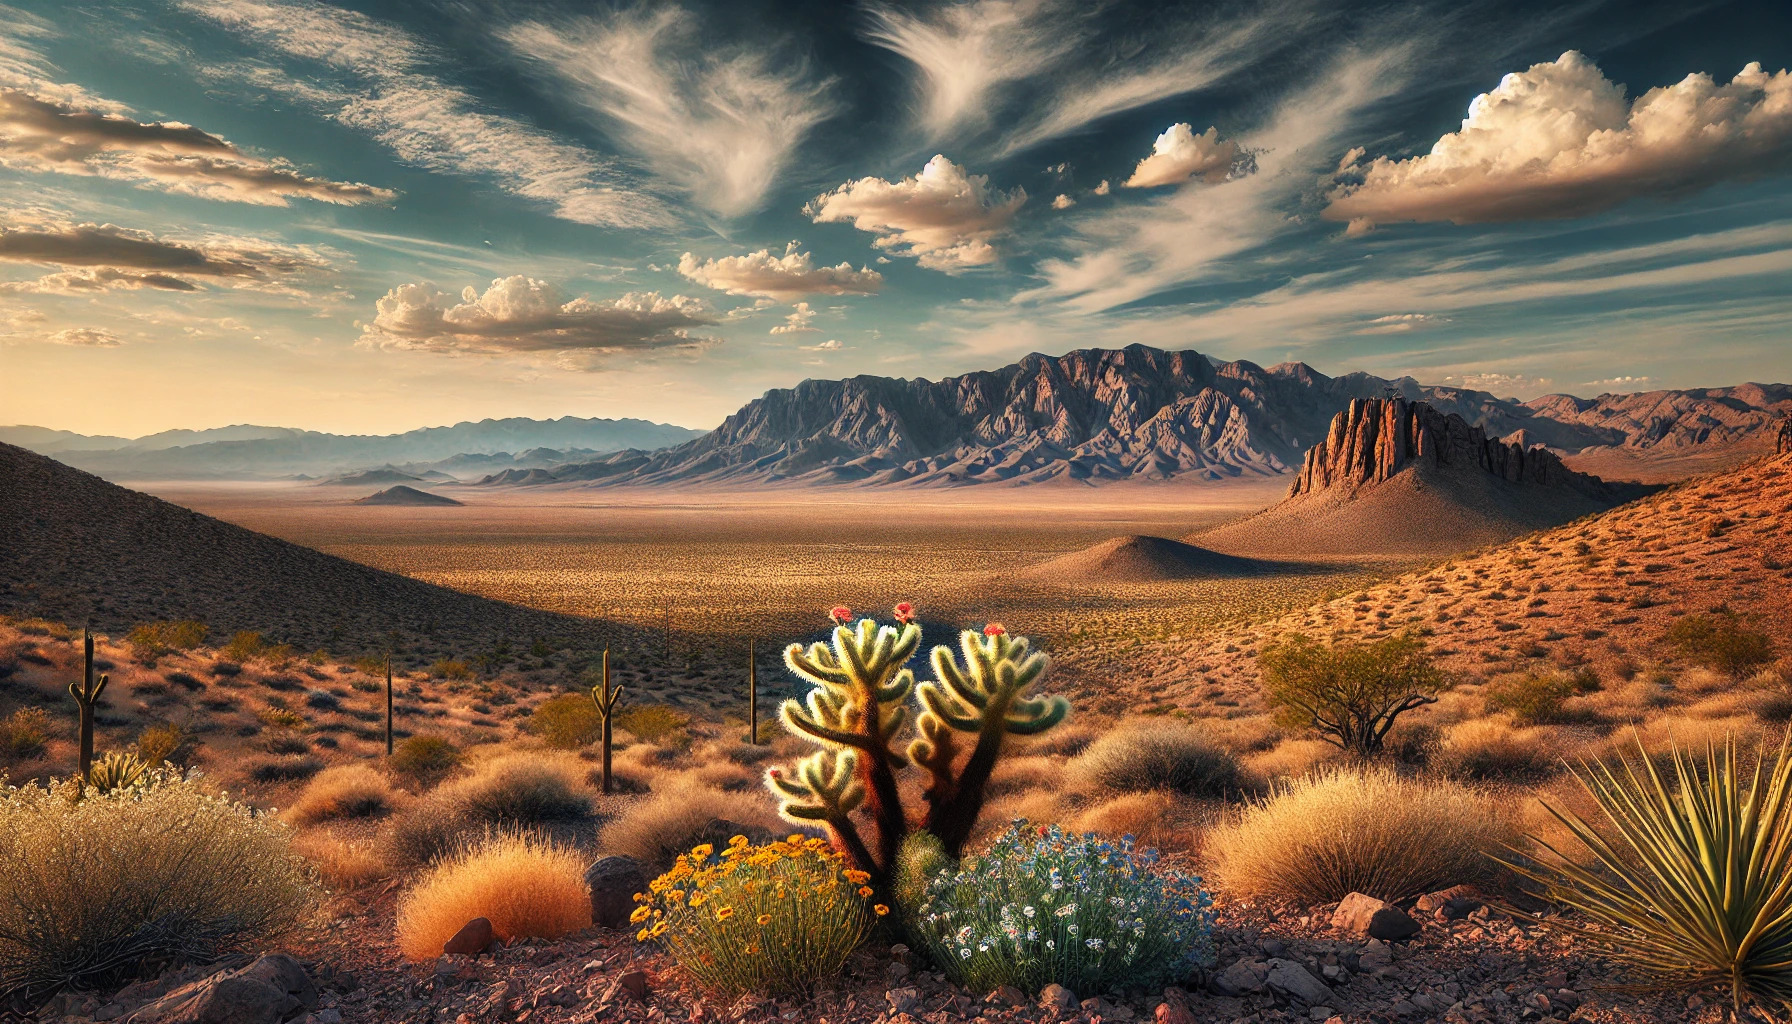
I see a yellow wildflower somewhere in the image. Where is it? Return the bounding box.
[857,886,874,898]
[692,843,715,858]
[636,928,650,942]
[629,906,652,924]
[715,906,735,921]
[757,913,773,925]
[874,904,890,916]
[844,870,871,885]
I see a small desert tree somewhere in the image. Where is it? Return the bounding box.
[766,604,1069,888]
[1259,631,1446,757]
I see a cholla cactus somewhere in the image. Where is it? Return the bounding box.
[768,605,1069,887]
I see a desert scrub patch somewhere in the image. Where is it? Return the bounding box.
[1432,718,1562,782]
[530,692,600,749]
[1664,612,1776,678]
[291,833,390,890]
[1065,724,1245,798]
[0,769,316,1002]
[135,722,191,766]
[899,823,1214,997]
[635,834,877,999]
[0,708,50,762]
[430,659,473,682]
[1207,768,1515,904]
[125,620,207,661]
[395,832,590,961]
[616,704,691,747]
[1482,670,1600,726]
[285,764,401,825]
[599,779,778,869]
[248,754,325,783]
[445,751,593,825]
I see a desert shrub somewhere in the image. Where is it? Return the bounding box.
[395,832,590,960]
[384,797,472,867]
[1070,791,1200,858]
[900,823,1214,996]
[1258,631,1447,756]
[286,765,400,825]
[1506,737,1792,1014]
[392,735,461,785]
[126,621,207,660]
[248,755,325,783]
[1207,768,1515,904]
[446,752,592,825]
[0,708,49,761]
[532,692,601,749]
[1432,719,1560,781]
[290,832,389,889]
[1066,725,1244,798]
[635,834,876,998]
[135,722,190,766]
[600,780,776,869]
[1483,672,1591,726]
[258,707,307,730]
[0,770,315,1003]
[222,631,265,662]
[1665,613,1777,678]
[429,659,472,681]
[617,704,690,746]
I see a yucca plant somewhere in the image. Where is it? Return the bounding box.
[1502,735,1792,1015]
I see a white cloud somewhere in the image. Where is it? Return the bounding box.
[46,327,121,347]
[1092,179,1110,196]
[503,9,835,219]
[1582,376,1656,389]
[1123,123,1249,187]
[1051,193,1075,210]
[768,301,820,335]
[1327,52,1792,230]
[801,338,843,352]
[806,154,1026,271]
[676,246,882,301]
[178,0,669,229]
[0,88,393,206]
[1357,312,1450,334]
[1440,372,1552,396]
[357,276,716,359]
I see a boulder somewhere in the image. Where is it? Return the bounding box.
[443,917,494,956]
[1332,892,1421,941]
[122,954,316,1024]
[1039,984,1078,1011]
[586,856,649,929]
[1264,959,1332,1005]
[1210,960,1267,996]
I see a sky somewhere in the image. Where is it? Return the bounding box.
[1,0,1789,437]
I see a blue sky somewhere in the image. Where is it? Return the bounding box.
[1,0,1789,436]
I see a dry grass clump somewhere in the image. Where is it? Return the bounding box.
[391,735,461,786]
[1070,791,1202,858]
[1208,767,1516,904]
[285,764,401,826]
[1242,738,1340,781]
[0,772,316,999]
[395,832,590,960]
[291,832,390,889]
[1066,724,1245,798]
[531,692,600,749]
[446,752,592,824]
[0,707,49,762]
[247,754,326,783]
[1432,718,1561,781]
[597,779,779,868]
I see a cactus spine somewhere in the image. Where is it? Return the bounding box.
[767,607,1069,889]
[69,629,108,781]
[590,646,624,794]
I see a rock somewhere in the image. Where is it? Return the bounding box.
[585,856,649,929]
[305,1012,342,1024]
[985,986,1026,1007]
[1333,892,1422,941]
[443,917,495,956]
[1415,885,1481,921]
[1264,959,1332,1005]
[1210,960,1267,996]
[1358,939,1395,972]
[122,954,317,1024]
[1155,1001,1197,1024]
[1779,416,1792,456]
[1039,984,1078,1012]
[886,987,921,1015]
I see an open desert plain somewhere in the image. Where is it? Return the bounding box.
[4,2,1792,1023]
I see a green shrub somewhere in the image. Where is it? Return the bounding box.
[900,823,1214,996]
[1066,725,1244,797]
[636,835,875,998]
[1665,613,1776,678]
[0,708,49,761]
[1258,632,1447,756]
[617,704,690,745]
[0,770,316,1005]
[136,722,190,766]
[222,631,265,662]
[1505,736,1792,1014]
[126,621,208,660]
[1207,768,1515,903]
[1482,672,1590,726]
[531,693,601,749]
[391,735,461,785]
[430,659,472,681]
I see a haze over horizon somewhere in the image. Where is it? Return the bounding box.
[2,0,1790,438]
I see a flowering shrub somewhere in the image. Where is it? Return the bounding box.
[902,823,1214,996]
[634,834,880,998]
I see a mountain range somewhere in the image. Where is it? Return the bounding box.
[474,346,1792,488]
[0,417,704,480]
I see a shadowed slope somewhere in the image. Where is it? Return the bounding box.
[1027,535,1277,583]
[354,485,463,507]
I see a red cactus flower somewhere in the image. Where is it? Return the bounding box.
[893,601,915,623]
[768,767,782,778]
[828,606,853,624]
[983,623,1007,637]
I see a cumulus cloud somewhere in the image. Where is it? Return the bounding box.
[1051,193,1074,209]
[46,327,121,347]
[1327,52,1792,229]
[1356,312,1450,334]
[0,89,394,205]
[504,9,836,219]
[358,275,716,359]
[1092,179,1110,195]
[1582,376,1656,389]
[806,155,1026,271]
[768,301,820,335]
[1123,123,1251,187]
[802,338,843,352]
[0,220,328,292]
[179,0,669,229]
[1440,372,1552,395]
[676,245,882,301]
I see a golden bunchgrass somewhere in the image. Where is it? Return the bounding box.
[1207,767,1517,903]
[291,832,390,889]
[284,764,401,826]
[634,834,876,998]
[395,831,591,960]
[598,779,779,868]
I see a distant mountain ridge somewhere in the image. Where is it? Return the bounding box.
[476,345,1792,488]
[0,416,705,480]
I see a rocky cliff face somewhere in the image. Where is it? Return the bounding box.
[1779,417,1792,455]
[1290,398,1603,498]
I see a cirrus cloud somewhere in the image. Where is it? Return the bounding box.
[1123,123,1250,187]
[46,327,122,347]
[806,154,1026,271]
[357,275,717,360]
[1327,52,1792,230]
[676,246,882,301]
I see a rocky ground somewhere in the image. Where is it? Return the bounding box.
[31,881,1729,1024]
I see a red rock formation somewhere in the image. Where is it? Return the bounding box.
[1778,416,1792,456]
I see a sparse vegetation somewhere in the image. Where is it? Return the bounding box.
[391,735,462,785]
[125,620,207,660]
[599,779,776,869]
[530,692,601,749]
[1066,724,1244,797]
[286,764,401,825]
[1258,632,1447,757]
[395,832,590,961]
[0,708,49,762]
[1664,611,1776,678]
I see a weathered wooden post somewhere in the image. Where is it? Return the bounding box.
[384,652,394,756]
[69,628,108,780]
[591,646,624,794]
